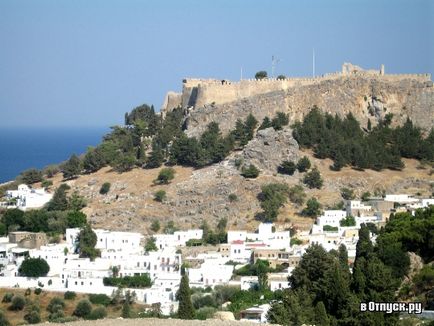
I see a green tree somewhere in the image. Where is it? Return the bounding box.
[46,184,70,211]
[83,148,105,173]
[2,208,25,231]
[296,156,311,172]
[145,143,164,168]
[302,197,321,217]
[258,117,273,130]
[19,169,43,185]
[178,273,195,319]
[271,112,289,130]
[258,183,289,222]
[66,211,87,228]
[255,71,267,79]
[77,224,100,260]
[68,191,87,211]
[314,301,329,326]
[303,167,323,189]
[244,114,258,141]
[154,167,175,185]
[113,153,136,172]
[62,154,82,179]
[18,258,50,277]
[145,237,158,252]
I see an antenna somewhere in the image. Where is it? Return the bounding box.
[312,48,315,77]
[240,67,243,80]
[272,55,280,78]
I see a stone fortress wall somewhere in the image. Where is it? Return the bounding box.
[167,63,431,111]
[161,63,433,137]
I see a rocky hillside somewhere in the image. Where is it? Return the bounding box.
[48,126,434,235]
[184,76,434,137]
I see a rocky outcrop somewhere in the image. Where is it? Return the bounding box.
[185,76,434,137]
[238,127,299,173]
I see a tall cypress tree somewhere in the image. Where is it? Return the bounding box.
[314,301,330,326]
[177,273,194,319]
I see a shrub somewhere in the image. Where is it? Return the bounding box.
[88,294,111,306]
[228,193,238,202]
[87,307,107,320]
[277,160,296,175]
[99,182,111,195]
[361,191,371,201]
[340,215,356,227]
[340,187,355,200]
[9,295,25,311]
[303,167,323,189]
[0,311,9,326]
[290,238,303,246]
[323,225,339,232]
[103,274,152,288]
[73,299,92,318]
[24,310,41,324]
[150,220,160,232]
[50,316,78,323]
[154,190,166,202]
[41,179,53,188]
[154,167,175,185]
[19,257,50,277]
[47,297,65,314]
[64,291,76,300]
[241,164,260,178]
[24,288,31,296]
[48,310,65,322]
[288,185,306,206]
[195,306,217,320]
[34,288,42,295]
[296,156,311,172]
[2,293,13,303]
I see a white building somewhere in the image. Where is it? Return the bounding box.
[316,210,347,227]
[384,194,419,204]
[5,184,53,210]
[66,228,143,253]
[228,223,290,250]
[154,229,203,249]
[187,261,234,288]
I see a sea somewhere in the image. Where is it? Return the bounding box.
[0,127,109,184]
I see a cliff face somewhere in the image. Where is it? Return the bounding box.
[183,76,434,137]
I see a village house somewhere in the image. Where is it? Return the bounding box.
[4,184,53,210]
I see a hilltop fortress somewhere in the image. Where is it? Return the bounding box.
[161,63,434,137]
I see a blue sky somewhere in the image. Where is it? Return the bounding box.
[0,0,432,127]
